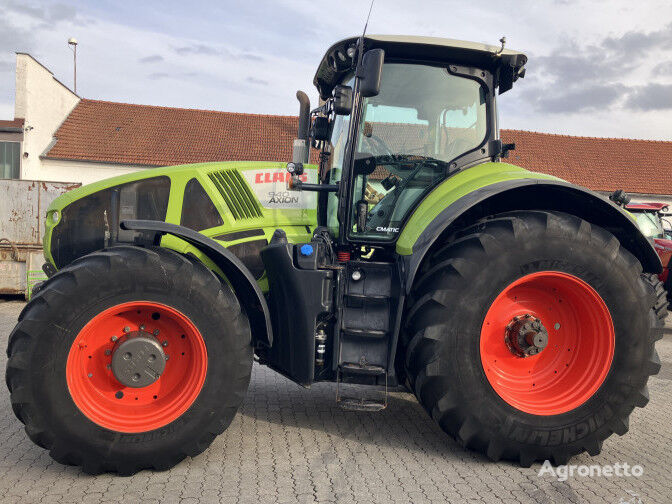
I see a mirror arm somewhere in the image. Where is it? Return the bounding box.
[292,180,339,192]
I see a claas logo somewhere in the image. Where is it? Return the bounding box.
[254,171,307,183]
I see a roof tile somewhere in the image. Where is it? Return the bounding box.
[44,100,672,195]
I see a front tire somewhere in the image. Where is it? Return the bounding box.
[403,211,665,466]
[6,246,253,474]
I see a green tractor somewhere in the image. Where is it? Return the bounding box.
[6,35,666,474]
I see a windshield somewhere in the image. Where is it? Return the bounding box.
[350,63,487,240]
[325,63,488,238]
[634,211,665,239]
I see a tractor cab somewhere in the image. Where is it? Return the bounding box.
[289,35,527,248]
[261,35,529,407]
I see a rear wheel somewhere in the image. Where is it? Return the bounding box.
[403,211,665,466]
[6,246,253,474]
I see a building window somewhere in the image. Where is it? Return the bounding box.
[0,142,20,179]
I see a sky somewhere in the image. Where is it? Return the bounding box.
[0,0,671,140]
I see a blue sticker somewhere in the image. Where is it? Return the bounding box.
[300,244,314,256]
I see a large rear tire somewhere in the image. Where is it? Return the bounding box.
[403,211,666,466]
[6,246,253,474]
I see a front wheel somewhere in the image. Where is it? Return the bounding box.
[6,246,253,474]
[403,211,666,466]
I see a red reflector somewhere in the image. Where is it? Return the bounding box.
[337,251,351,262]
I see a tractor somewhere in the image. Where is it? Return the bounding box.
[625,201,672,298]
[6,35,666,475]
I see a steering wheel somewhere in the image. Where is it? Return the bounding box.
[363,133,395,158]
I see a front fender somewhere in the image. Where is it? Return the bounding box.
[121,219,273,349]
[398,163,661,293]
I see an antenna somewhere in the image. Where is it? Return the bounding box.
[363,0,375,38]
[356,0,375,68]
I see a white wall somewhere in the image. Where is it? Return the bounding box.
[14,53,80,180]
[40,158,148,185]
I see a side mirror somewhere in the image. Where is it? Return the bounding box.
[310,116,330,142]
[357,49,385,98]
[333,85,353,115]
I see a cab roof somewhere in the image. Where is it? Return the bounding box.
[314,34,528,99]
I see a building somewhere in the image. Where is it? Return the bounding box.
[2,53,672,206]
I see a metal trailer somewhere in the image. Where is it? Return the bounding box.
[0,179,80,298]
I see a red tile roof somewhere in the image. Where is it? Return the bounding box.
[45,100,304,167]
[0,118,24,130]
[501,130,672,196]
[44,99,672,195]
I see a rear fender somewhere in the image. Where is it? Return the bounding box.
[121,219,272,348]
[399,180,662,294]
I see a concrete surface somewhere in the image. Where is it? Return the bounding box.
[1,299,671,504]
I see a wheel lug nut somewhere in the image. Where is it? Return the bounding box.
[153,329,160,336]
[165,355,170,361]
[139,325,145,331]
[87,373,93,378]
[162,340,168,347]
[123,326,130,333]
[104,349,112,356]
[111,336,118,342]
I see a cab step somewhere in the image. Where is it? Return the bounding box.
[340,362,386,376]
[337,397,386,412]
[336,362,387,411]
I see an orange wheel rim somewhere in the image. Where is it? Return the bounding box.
[66,302,207,433]
[480,272,615,416]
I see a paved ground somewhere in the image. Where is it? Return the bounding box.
[0,299,671,504]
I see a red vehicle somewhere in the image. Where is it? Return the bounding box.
[627,202,672,297]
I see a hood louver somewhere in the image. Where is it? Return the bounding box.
[208,170,263,220]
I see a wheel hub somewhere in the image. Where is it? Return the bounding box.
[504,314,549,358]
[111,330,166,388]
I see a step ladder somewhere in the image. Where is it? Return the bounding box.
[336,361,388,411]
[334,260,402,412]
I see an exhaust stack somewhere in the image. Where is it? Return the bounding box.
[293,91,310,164]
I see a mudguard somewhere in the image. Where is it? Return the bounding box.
[121,219,273,348]
[397,167,661,294]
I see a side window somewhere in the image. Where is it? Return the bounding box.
[180,178,224,231]
[0,142,20,179]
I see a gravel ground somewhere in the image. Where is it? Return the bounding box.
[1,298,671,504]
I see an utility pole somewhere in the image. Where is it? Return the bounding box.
[68,38,78,93]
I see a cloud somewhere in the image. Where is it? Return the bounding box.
[0,0,670,139]
[148,71,199,80]
[246,76,268,86]
[139,54,164,64]
[0,16,35,53]
[240,53,263,61]
[173,44,219,56]
[171,43,265,62]
[530,84,627,113]
[4,0,78,23]
[521,23,672,115]
[148,72,171,80]
[652,61,672,76]
[625,83,672,111]
[534,24,672,86]
[602,23,672,57]
[0,61,14,73]
[47,3,77,22]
